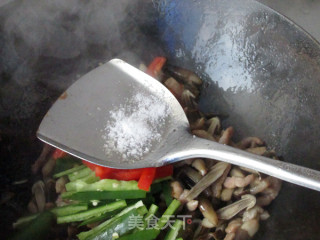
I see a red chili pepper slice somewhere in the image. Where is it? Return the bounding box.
[155,165,174,179]
[95,165,114,179]
[138,167,156,191]
[81,161,173,191]
[146,57,167,79]
[82,160,97,171]
[111,168,144,181]
[52,148,67,159]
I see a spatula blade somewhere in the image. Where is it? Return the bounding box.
[37,59,187,168]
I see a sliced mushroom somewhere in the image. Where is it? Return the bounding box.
[187,200,199,211]
[178,166,202,188]
[186,162,230,201]
[192,159,207,176]
[256,177,282,206]
[199,198,219,227]
[259,210,270,220]
[246,147,267,155]
[221,188,234,202]
[242,206,264,222]
[211,164,231,198]
[164,77,184,99]
[45,178,56,202]
[237,219,259,238]
[224,232,236,240]
[179,189,190,203]
[218,127,234,145]
[233,229,250,240]
[217,194,256,220]
[233,187,247,198]
[171,181,183,199]
[207,117,221,136]
[190,117,206,130]
[230,168,245,178]
[202,217,216,228]
[192,130,217,141]
[56,176,68,194]
[32,180,46,212]
[42,157,56,179]
[31,144,54,174]
[224,175,255,189]
[28,197,38,213]
[181,89,196,108]
[164,65,203,86]
[236,137,264,149]
[225,218,242,234]
[249,178,270,195]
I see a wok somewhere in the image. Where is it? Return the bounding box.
[0,0,320,239]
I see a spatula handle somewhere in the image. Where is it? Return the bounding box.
[165,135,320,192]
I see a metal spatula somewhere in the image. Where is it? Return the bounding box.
[37,59,320,191]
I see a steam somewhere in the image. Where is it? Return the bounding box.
[0,0,160,120]
[3,0,135,61]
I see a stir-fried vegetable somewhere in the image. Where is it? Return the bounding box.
[14,57,283,240]
[82,160,173,191]
[61,190,147,201]
[138,168,156,191]
[77,200,146,240]
[51,203,88,217]
[57,200,127,224]
[164,219,183,240]
[53,164,86,178]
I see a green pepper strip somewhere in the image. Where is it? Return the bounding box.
[62,190,146,201]
[86,209,139,240]
[51,203,88,217]
[164,219,183,240]
[77,200,145,240]
[68,167,92,182]
[78,209,122,227]
[118,229,160,240]
[157,199,181,230]
[66,178,140,192]
[80,171,100,183]
[53,156,82,174]
[10,212,54,240]
[152,176,173,184]
[176,238,184,240]
[54,165,86,178]
[57,200,127,224]
[90,206,147,240]
[66,173,100,191]
[162,181,173,207]
[143,204,159,229]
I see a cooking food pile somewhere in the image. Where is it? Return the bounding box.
[11,57,282,240]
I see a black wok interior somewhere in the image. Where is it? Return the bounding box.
[1,0,320,239]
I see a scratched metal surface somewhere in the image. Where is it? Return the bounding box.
[156,0,320,239]
[258,0,320,43]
